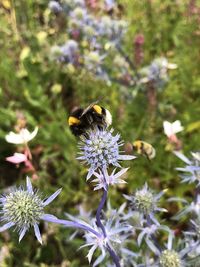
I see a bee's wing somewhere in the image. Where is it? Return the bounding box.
[80,101,99,117]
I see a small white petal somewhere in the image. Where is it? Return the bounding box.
[163,121,173,137]
[19,227,27,242]
[5,127,38,144]
[5,132,24,144]
[34,224,42,244]
[28,127,38,142]
[93,249,106,267]
[87,244,98,263]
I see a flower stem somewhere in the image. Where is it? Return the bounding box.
[107,244,121,267]
[95,174,121,267]
[96,188,107,237]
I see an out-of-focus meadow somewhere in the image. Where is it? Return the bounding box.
[0,0,200,266]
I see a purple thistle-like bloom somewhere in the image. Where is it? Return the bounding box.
[80,216,132,266]
[169,195,200,220]
[157,234,190,267]
[174,151,200,185]
[92,167,128,190]
[137,224,171,249]
[124,183,167,225]
[0,177,62,244]
[77,128,135,179]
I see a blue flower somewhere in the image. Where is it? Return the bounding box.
[174,151,200,185]
[169,194,200,220]
[0,177,62,244]
[80,217,132,266]
[124,183,167,225]
[77,128,135,179]
[92,167,129,190]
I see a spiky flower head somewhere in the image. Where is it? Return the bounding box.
[77,128,135,179]
[174,151,200,185]
[159,249,181,267]
[79,216,132,266]
[0,177,62,243]
[124,183,167,224]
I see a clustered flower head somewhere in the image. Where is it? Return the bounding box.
[49,0,128,84]
[79,216,133,266]
[124,183,167,225]
[156,234,189,267]
[77,128,135,179]
[0,177,62,243]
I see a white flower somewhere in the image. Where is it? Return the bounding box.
[5,127,38,145]
[163,121,183,138]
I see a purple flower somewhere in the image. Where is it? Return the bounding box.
[174,151,200,185]
[124,183,167,225]
[0,177,62,244]
[92,167,128,190]
[77,128,135,179]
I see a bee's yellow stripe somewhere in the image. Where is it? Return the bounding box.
[93,105,102,114]
[68,116,80,126]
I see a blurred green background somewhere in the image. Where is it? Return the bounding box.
[0,0,200,266]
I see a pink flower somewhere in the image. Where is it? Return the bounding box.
[6,153,27,164]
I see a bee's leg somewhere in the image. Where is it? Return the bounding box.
[144,153,151,162]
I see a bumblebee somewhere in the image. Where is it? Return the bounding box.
[132,140,156,160]
[68,102,112,136]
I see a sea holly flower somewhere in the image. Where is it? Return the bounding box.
[0,177,62,244]
[158,234,192,267]
[169,194,200,220]
[139,57,177,89]
[174,151,200,185]
[5,127,38,145]
[77,128,135,179]
[124,183,167,225]
[137,224,171,247]
[146,233,190,267]
[92,167,129,190]
[80,216,132,266]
